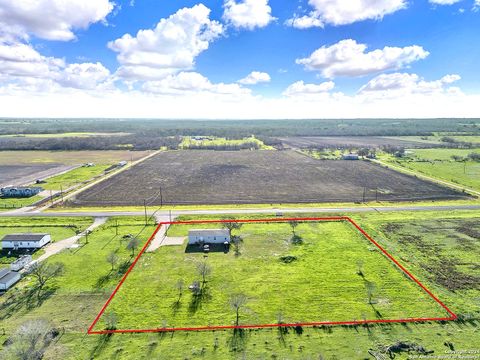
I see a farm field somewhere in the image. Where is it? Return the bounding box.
[72,150,468,206]
[0,150,151,166]
[0,132,130,138]
[92,219,450,332]
[0,164,73,188]
[1,211,478,359]
[382,148,480,192]
[279,136,441,149]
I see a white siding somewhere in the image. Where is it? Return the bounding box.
[1,235,51,249]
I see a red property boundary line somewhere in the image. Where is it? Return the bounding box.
[87,216,457,335]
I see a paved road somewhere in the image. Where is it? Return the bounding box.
[1,204,479,218]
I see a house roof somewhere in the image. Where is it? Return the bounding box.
[0,270,20,284]
[2,233,49,242]
[189,229,229,237]
[0,268,9,278]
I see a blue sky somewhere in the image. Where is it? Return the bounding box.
[0,0,479,118]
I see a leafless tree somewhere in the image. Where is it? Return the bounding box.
[222,219,243,237]
[126,237,140,256]
[106,252,119,271]
[1,319,53,360]
[175,279,184,300]
[105,312,118,330]
[28,262,64,300]
[288,220,299,236]
[197,262,211,284]
[366,281,377,304]
[229,294,247,326]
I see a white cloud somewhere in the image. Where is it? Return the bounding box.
[359,73,461,97]
[429,0,462,5]
[283,80,335,97]
[142,72,250,96]
[0,42,111,91]
[57,62,111,90]
[0,0,114,41]
[286,0,406,28]
[108,4,223,81]
[223,0,275,30]
[238,71,271,85]
[474,0,480,10]
[296,39,429,78]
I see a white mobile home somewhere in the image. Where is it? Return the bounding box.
[0,268,21,291]
[1,233,51,250]
[10,255,33,271]
[188,229,230,245]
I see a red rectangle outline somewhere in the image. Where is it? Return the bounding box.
[87,216,457,335]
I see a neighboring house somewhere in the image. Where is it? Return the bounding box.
[10,255,33,271]
[0,268,21,291]
[342,153,360,160]
[1,233,51,250]
[188,229,230,245]
[0,187,43,198]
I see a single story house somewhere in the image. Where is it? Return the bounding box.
[188,229,230,245]
[10,255,33,271]
[1,233,51,250]
[0,268,21,291]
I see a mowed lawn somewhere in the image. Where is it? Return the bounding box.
[96,221,448,331]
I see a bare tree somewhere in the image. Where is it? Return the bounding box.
[106,252,119,271]
[28,262,64,299]
[222,219,243,237]
[175,279,184,300]
[126,237,140,256]
[1,319,53,360]
[229,294,247,327]
[197,262,211,285]
[288,220,299,236]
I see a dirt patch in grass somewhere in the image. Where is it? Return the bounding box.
[421,258,480,291]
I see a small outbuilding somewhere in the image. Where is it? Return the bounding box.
[188,229,230,245]
[1,233,51,250]
[0,187,43,198]
[342,153,360,160]
[0,268,21,291]
[10,255,33,271]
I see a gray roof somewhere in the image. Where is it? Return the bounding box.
[2,234,49,242]
[0,268,9,278]
[189,229,229,237]
[0,271,20,284]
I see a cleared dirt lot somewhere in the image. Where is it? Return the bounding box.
[72,150,467,206]
[280,136,439,149]
[0,164,72,188]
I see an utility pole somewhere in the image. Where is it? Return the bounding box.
[169,209,172,223]
[50,190,54,206]
[115,219,119,236]
[362,187,366,203]
[144,199,148,226]
[375,188,378,202]
[60,185,64,203]
[160,187,163,207]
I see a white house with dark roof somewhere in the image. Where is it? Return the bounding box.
[1,233,51,250]
[188,229,230,245]
[0,268,21,291]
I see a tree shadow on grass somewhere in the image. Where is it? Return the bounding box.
[0,286,57,321]
[188,285,211,315]
[227,328,248,353]
[89,333,114,359]
[93,260,132,290]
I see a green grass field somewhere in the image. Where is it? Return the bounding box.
[94,220,448,332]
[381,148,480,192]
[180,136,274,150]
[41,165,111,191]
[1,211,479,359]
